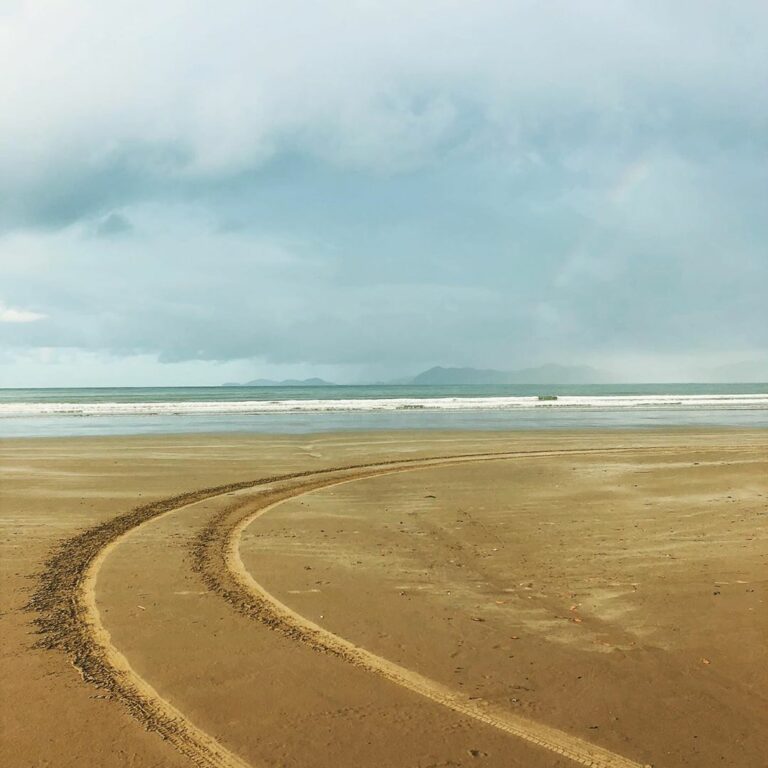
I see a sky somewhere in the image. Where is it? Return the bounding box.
[1,0,767,386]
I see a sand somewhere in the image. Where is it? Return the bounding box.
[1,430,766,767]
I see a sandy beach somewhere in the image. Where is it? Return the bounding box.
[2,429,766,768]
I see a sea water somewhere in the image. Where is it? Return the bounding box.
[1,383,767,437]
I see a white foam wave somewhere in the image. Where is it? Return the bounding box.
[2,393,767,418]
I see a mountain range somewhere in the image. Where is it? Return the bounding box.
[405,364,608,385]
[224,364,608,386]
[222,377,335,387]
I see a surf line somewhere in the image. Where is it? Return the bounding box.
[200,452,654,768]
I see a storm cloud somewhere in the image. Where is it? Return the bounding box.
[1,1,766,384]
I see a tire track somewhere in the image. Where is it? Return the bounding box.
[193,450,656,768]
[30,448,556,767]
[30,446,675,767]
[81,500,253,768]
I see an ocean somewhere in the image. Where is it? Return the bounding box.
[1,383,767,437]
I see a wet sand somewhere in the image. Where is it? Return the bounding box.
[1,430,766,767]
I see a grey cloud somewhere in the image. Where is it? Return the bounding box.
[1,2,766,233]
[0,1,766,381]
[1,140,193,231]
[2,216,765,374]
[94,213,134,238]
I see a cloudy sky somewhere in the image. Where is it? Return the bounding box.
[1,1,766,386]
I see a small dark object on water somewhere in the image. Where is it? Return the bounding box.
[538,394,558,401]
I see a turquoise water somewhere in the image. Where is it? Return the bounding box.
[1,383,767,437]
[2,382,766,405]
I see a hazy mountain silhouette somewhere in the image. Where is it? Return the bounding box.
[407,364,608,385]
[224,377,335,387]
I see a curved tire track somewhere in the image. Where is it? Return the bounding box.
[194,450,656,768]
[30,449,549,767]
[30,447,670,767]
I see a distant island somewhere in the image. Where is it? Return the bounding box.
[398,364,608,385]
[222,377,335,387]
[225,364,610,387]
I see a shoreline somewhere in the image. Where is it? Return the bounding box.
[0,424,768,442]
[4,409,768,439]
[3,423,768,444]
